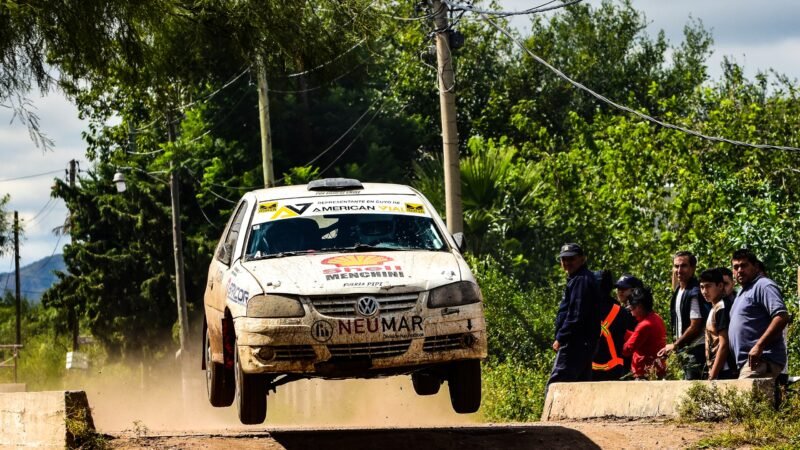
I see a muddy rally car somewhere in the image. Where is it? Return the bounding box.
[202,178,487,424]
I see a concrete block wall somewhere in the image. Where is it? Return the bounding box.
[541,379,774,421]
[0,390,95,449]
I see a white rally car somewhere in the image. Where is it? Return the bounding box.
[202,178,487,424]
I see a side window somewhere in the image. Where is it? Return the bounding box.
[217,201,249,265]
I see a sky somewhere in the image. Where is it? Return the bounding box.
[1,0,799,274]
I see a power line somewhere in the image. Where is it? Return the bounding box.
[0,169,62,183]
[125,148,164,156]
[369,3,442,22]
[268,64,364,94]
[26,197,59,229]
[193,195,219,229]
[479,13,800,153]
[445,0,583,17]
[178,66,251,111]
[317,95,402,177]
[184,168,238,204]
[286,39,366,79]
[128,67,251,134]
[49,232,63,258]
[303,96,381,167]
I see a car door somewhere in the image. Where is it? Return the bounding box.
[205,200,250,315]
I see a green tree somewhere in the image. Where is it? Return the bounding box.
[0,194,11,254]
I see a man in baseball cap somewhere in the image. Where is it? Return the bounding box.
[558,242,584,258]
[615,274,644,306]
[546,243,600,395]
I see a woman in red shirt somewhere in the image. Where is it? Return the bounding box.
[622,287,668,379]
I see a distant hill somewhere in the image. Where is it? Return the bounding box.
[0,254,65,304]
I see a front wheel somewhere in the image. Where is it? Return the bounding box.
[234,343,267,424]
[447,360,481,414]
[412,371,441,396]
[205,328,234,407]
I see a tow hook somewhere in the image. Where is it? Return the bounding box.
[441,307,460,316]
[461,333,476,348]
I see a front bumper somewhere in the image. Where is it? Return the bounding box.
[233,302,487,376]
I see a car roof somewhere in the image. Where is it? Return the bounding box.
[249,182,420,203]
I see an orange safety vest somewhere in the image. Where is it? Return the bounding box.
[592,304,625,371]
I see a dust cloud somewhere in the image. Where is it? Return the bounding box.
[63,359,479,432]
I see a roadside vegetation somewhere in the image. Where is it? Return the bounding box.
[678,379,800,449]
[1,1,800,444]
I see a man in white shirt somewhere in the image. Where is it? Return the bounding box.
[658,251,710,379]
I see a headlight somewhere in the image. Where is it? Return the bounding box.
[247,294,305,318]
[427,281,482,308]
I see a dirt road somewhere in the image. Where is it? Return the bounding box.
[84,374,722,449]
[106,421,717,449]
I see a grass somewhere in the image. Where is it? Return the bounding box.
[65,405,108,450]
[680,381,800,449]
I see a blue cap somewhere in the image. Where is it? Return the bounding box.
[615,274,643,289]
[558,243,584,258]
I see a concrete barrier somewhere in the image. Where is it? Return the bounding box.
[0,391,95,448]
[0,383,26,393]
[541,379,774,421]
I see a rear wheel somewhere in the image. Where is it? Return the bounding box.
[205,328,234,407]
[234,342,268,424]
[412,371,441,396]
[447,360,481,413]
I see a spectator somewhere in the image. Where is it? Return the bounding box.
[729,249,789,380]
[659,251,709,380]
[622,287,667,379]
[614,273,644,307]
[699,268,737,380]
[718,267,737,303]
[546,243,600,393]
[592,270,637,381]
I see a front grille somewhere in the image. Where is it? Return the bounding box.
[274,345,315,361]
[328,340,411,359]
[423,334,464,352]
[308,293,420,318]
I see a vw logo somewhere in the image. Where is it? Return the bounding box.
[355,296,380,317]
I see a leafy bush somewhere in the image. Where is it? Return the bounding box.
[481,360,548,422]
[678,382,772,423]
[472,255,559,367]
[684,383,800,448]
[472,255,559,420]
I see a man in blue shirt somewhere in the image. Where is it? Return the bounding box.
[546,243,600,393]
[728,249,789,379]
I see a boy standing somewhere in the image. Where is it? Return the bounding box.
[699,269,738,380]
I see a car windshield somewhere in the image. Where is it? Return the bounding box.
[245,213,447,260]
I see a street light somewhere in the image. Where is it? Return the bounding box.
[112,167,189,357]
[113,171,127,193]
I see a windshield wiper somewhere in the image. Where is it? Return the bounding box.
[247,249,326,260]
[246,251,296,261]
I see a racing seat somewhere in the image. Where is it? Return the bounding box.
[264,218,320,253]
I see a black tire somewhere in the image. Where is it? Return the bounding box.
[205,328,234,407]
[447,360,482,414]
[412,372,441,396]
[234,342,268,424]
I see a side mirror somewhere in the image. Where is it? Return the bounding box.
[452,232,467,253]
[218,242,232,264]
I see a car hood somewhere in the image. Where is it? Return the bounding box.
[240,251,464,295]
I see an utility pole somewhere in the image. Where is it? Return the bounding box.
[166,111,190,358]
[13,211,20,348]
[68,160,79,352]
[432,0,463,234]
[257,55,275,188]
